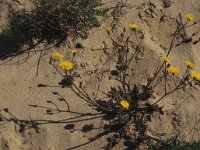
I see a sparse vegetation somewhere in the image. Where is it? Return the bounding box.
[149,136,200,150]
[47,13,200,149]
[1,1,200,150]
[0,0,107,57]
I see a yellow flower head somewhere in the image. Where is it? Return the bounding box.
[191,71,200,80]
[120,100,129,109]
[185,14,196,21]
[129,23,140,30]
[71,49,77,55]
[59,61,73,70]
[103,27,110,33]
[185,61,195,68]
[167,67,180,75]
[52,52,64,59]
[162,56,171,63]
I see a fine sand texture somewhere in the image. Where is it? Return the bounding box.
[1,0,200,149]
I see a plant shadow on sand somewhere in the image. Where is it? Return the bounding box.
[0,90,116,150]
[1,1,200,150]
[1,89,200,150]
[0,0,109,61]
[0,27,58,68]
[0,79,162,150]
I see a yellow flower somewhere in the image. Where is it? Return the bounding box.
[191,71,200,80]
[167,67,180,75]
[129,23,140,30]
[185,14,196,21]
[52,52,64,59]
[120,100,129,109]
[71,49,77,54]
[59,61,73,70]
[162,56,171,63]
[103,27,110,33]
[185,61,195,68]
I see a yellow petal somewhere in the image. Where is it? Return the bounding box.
[167,67,180,75]
[71,49,77,54]
[59,61,73,70]
[185,14,196,21]
[185,61,195,68]
[162,56,171,63]
[129,23,140,30]
[120,100,129,109]
[52,52,64,59]
[103,27,110,33]
[191,71,200,80]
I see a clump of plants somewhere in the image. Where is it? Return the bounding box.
[1,0,200,149]
[149,136,200,150]
[98,14,200,149]
[0,0,107,57]
[49,13,200,149]
[0,10,199,150]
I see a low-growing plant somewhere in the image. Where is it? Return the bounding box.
[1,6,200,149]
[49,13,200,149]
[149,136,200,150]
[0,0,108,58]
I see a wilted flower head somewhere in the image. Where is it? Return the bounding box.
[129,23,140,30]
[185,61,195,68]
[167,67,180,75]
[185,14,196,21]
[52,52,64,59]
[120,100,129,109]
[191,71,200,80]
[59,61,73,70]
[162,56,171,63]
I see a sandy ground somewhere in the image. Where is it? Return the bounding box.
[1,0,200,149]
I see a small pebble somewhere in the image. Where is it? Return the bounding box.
[75,42,83,48]
[163,0,172,8]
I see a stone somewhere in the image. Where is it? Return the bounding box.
[163,0,172,8]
